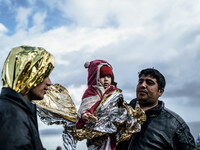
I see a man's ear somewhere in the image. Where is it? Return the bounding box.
[158,88,164,97]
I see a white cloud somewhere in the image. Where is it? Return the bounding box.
[61,0,112,27]
[16,7,32,31]
[10,26,128,55]
[66,84,87,109]
[50,0,200,29]
[0,23,8,35]
[29,12,47,33]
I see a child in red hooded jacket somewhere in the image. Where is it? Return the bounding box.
[76,60,121,150]
[76,59,118,128]
[75,60,145,150]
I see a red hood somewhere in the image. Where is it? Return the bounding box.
[82,59,117,99]
[86,59,114,87]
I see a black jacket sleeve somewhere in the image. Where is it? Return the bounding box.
[173,122,198,150]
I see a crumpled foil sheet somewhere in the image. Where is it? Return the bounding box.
[34,83,77,124]
[34,84,77,150]
[73,90,146,143]
[2,45,54,95]
[34,84,146,150]
[63,129,77,150]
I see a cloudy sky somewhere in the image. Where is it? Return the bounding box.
[0,0,200,124]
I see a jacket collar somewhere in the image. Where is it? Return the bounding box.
[130,99,164,117]
[1,87,36,115]
[145,100,164,117]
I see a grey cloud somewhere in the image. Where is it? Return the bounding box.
[166,81,200,106]
[51,50,90,87]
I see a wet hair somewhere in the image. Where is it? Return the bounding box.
[138,68,166,90]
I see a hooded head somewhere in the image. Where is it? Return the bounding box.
[1,45,55,95]
[84,60,115,87]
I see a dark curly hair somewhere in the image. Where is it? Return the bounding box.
[138,68,166,90]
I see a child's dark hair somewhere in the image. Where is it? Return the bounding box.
[138,68,166,90]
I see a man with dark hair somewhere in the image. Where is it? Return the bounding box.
[117,68,197,150]
[0,46,55,150]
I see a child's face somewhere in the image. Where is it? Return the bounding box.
[99,75,112,89]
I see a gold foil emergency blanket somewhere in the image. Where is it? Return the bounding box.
[34,84,77,150]
[34,84,77,123]
[1,45,54,95]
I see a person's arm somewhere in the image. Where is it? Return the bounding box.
[76,111,92,129]
[174,122,198,150]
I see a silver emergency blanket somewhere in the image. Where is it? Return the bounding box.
[74,90,146,150]
[85,92,137,133]
[63,129,77,150]
[36,106,77,150]
[38,108,77,150]
[74,90,146,145]
[36,105,75,127]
